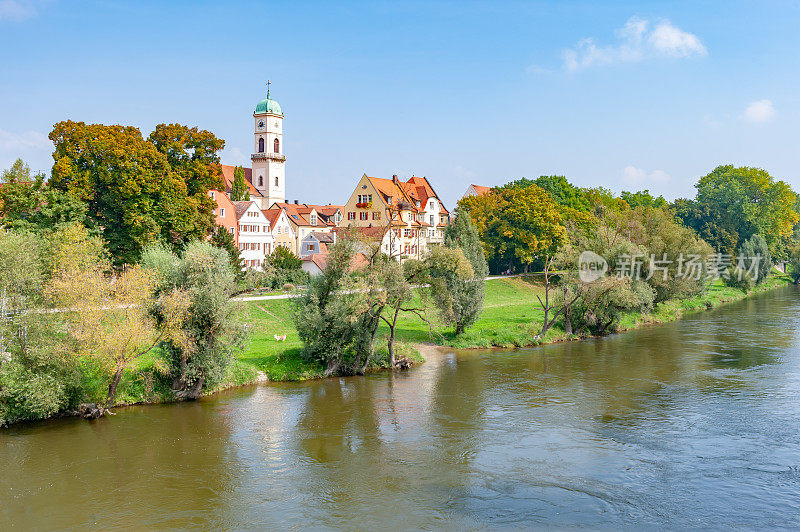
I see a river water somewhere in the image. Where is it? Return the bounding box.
[3,287,800,529]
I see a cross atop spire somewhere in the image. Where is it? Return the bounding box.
[266,80,271,99]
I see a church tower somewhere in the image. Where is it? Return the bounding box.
[252,82,285,208]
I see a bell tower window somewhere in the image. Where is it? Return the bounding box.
[274,138,280,153]
[259,175,263,187]
[258,137,264,153]
[275,176,279,187]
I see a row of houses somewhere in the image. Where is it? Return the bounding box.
[209,164,459,274]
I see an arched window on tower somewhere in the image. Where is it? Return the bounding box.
[259,175,263,187]
[275,176,279,187]
[274,138,280,153]
[258,137,264,153]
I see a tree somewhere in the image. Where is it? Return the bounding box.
[620,190,667,209]
[413,245,478,335]
[788,243,800,284]
[0,159,90,233]
[0,230,80,426]
[230,166,250,201]
[725,234,772,290]
[142,241,245,400]
[694,165,799,256]
[460,184,568,273]
[211,224,244,275]
[293,236,366,375]
[532,175,591,212]
[268,245,302,270]
[49,121,225,265]
[566,276,655,336]
[672,198,739,257]
[50,263,187,406]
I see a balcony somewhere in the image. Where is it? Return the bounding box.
[251,152,286,162]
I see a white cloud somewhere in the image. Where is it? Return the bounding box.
[0,128,51,173]
[742,99,776,124]
[0,0,37,22]
[622,165,671,185]
[562,17,706,71]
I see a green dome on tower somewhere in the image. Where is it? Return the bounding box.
[254,97,282,115]
[255,82,282,115]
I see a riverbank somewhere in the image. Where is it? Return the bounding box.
[235,272,793,379]
[6,272,792,425]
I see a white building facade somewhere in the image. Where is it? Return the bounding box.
[235,201,276,270]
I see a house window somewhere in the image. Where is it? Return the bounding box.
[306,244,315,251]
[387,197,393,205]
[274,138,279,153]
[258,137,264,152]
[229,227,234,234]
[220,208,225,217]
[430,215,433,225]
[210,191,215,200]
[348,212,355,220]
[373,211,380,220]
[360,212,368,220]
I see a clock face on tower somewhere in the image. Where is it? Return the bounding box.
[258,120,264,129]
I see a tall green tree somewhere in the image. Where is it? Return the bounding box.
[230,166,250,201]
[693,165,799,256]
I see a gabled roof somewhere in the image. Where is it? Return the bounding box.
[302,252,369,272]
[220,165,263,198]
[307,231,335,243]
[470,184,491,196]
[333,225,388,241]
[365,175,418,211]
[233,200,256,220]
[272,202,335,228]
[261,207,284,231]
[406,175,449,214]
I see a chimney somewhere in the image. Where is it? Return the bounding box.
[294,199,299,204]
[392,174,400,186]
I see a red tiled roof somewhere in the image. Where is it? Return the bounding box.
[261,207,283,230]
[272,202,335,227]
[303,252,369,273]
[220,165,262,198]
[233,200,255,219]
[470,184,491,196]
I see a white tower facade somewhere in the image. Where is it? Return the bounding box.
[252,84,285,208]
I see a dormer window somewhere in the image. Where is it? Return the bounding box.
[310,214,317,225]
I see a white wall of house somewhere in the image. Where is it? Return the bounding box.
[237,203,276,270]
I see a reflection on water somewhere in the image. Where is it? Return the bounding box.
[3,286,800,529]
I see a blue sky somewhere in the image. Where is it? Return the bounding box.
[1,1,799,208]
